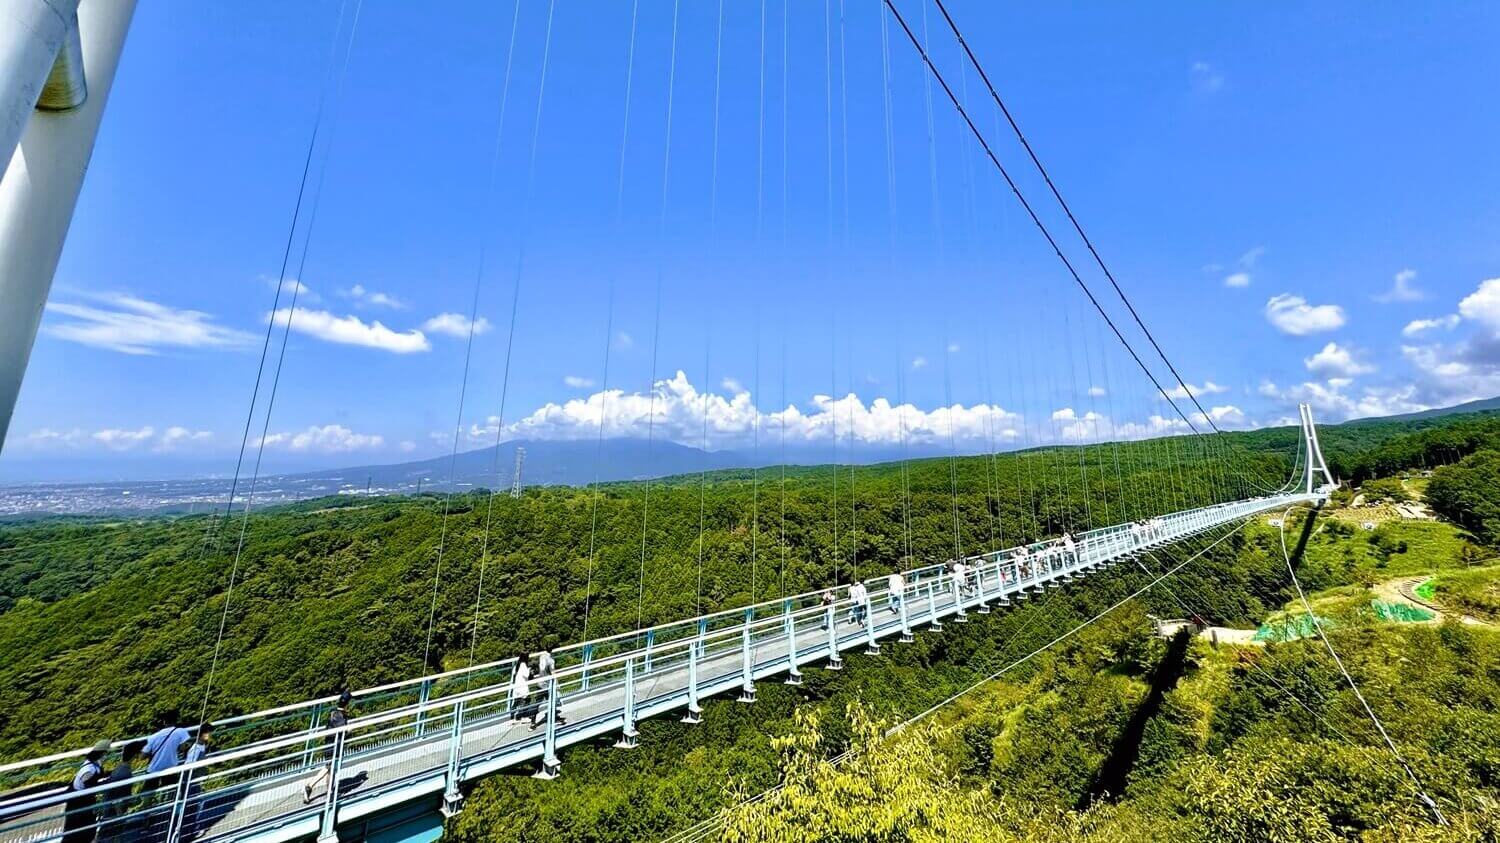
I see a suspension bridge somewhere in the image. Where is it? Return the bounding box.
[0,0,1390,841]
[0,404,1336,843]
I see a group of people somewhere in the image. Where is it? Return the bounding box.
[509,650,565,729]
[1130,517,1167,544]
[62,716,216,843]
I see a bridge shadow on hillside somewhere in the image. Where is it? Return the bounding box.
[1077,627,1192,808]
[1287,506,1318,572]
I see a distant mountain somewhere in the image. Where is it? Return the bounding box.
[311,439,755,492]
[1348,395,1500,424]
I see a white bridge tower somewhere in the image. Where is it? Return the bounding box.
[1299,402,1337,494]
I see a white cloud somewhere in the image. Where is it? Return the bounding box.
[1087,386,1107,397]
[1239,246,1266,268]
[1402,315,1460,336]
[92,426,155,450]
[1458,278,1500,330]
[1162,380,1228,400]
[272,308,430,353]
[563,375,596,389]
[277,279,318,304]
[1303,342,1375,378]
[399,440,417,453]
[911,356,928,370]
[1223,272,1251,288]
[1374,268,1425,304]
[614,331,635,350]
[946,342,961,353]
[1258,379,1426,422]
[1190,61,1224,93]
[18,425,213,452]
[44,293,254,355]
[421,313,491,339]
[257,424,384,452]
[157,426,213,452]
[721,377,745,394]
[340,284,404,309]
[1265,293,1346,336]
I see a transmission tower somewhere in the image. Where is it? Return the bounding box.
[510,446,525,499]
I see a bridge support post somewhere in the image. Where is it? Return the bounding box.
[164,770,192,843]
[952,575,969,623]
[784,601,803,685]
[975,560,991,613]
[581,644,593,691]
[414,678,432,737]
[615,657,639,749]
[864,591,880,655]
[316,732,347,843]
[824,605,842,669]
[899,586,913,643]
[441,700,466,817]
[737,608,756,703]
[927,584,942,630]
[682,637,703,724]
[534,677,561,779]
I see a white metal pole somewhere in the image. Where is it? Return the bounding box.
[0,0,80,162]
[0,0,137,451]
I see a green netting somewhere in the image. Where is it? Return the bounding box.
[1371,599,1434,623]
[1415,579,1437,601]
[1253,614,1331,642]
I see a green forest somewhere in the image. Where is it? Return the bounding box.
[2,407,1499,841]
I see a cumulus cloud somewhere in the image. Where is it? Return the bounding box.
[272,308,430,353]
[1402,315,1460,336]
[1458,278,1500,330]
[92,427,156,450]
[563,375,595,389]
[1374,268,1425,304]
[1162,380,1228,400]
[44,293,254,355]
[421,313,491,339]
[1303,342,1375,378]
[257,424,384,452]
[492,371,1025,449]
[1258,379,1426,422]
[19,425,213,452]
[157,426,213,451]
[277,279,318,304]
[1265,293,1346,336]
[341,284,404,309]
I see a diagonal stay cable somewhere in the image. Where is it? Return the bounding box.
[1278,506,1448,825]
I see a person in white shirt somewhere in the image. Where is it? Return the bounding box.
[848,581,868,625]
[61,740,110,843]
[531,650,566,729]
[143,717,194,774]
[886,572,905,614]
[509,656,533,723]
[1062,533,1077,565]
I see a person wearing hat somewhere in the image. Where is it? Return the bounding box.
[61,739,111,843]
[302,691,353,804]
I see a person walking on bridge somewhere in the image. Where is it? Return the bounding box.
[510,656,534,724]
[819,588,836,630]
[848,581,869,625]
[302,692,352,804]
[886,572,904,614]
[531,650,566,729]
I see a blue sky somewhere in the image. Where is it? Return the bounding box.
[5,0,1500,481]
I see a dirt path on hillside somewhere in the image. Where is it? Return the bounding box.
[1376,576,1491,627]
